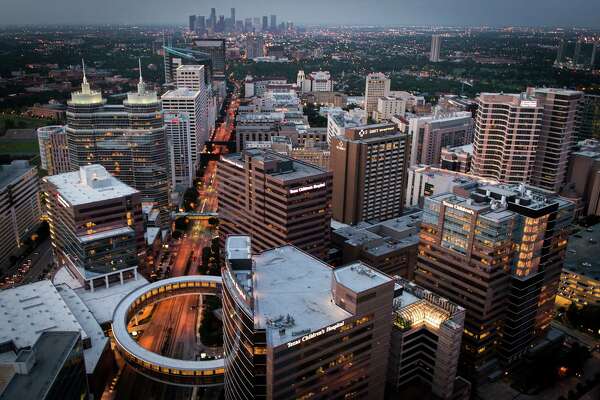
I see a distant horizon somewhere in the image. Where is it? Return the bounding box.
[1,1,600,29]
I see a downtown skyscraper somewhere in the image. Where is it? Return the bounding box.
[66,64,170,227]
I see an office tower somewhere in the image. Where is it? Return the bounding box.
[217,15,225,32]
[163,46,212,85]
[373,96,406,122]
[297,70,333,92]
[409,111,474,167]
[245,36,265,59]
[230,7,235,25]
[430,34,442,62]
[332,211,421,277]
[209,7,217,30]
[565,148,600,216]
[244,18,252,32]
[175,63,207,90]
[43,165,144,289]
[217,149,332,259]
[331,123,409,225]
[162,87,206,191]
[270,14,277,31]
[556,39,566,63]
[574,40,582,64]
[472,93,543,185]
[389,277,468,399]
[262,16,268,31]
[0,160,41,268]
[66,64,170,226]
[364,72,391,120]
[194,39,226,75]
[222,235,394,400]
[196,15,206,34]
[188,15,196,32]
[532,88,583,193]
[414,184,574,370]
[37,125,70,175]
[576,94,600,140]
[592,43,598,67]
[253,17,261,32]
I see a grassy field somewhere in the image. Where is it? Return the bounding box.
[0,139,39,155]
[0,114,54,134]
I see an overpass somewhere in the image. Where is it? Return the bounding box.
[173,211,218,220]
[112,275,225,387]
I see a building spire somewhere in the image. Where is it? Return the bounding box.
[81,58,91,94]
[137,58,146,94]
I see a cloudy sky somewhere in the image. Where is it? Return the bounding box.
[1,0,599,27]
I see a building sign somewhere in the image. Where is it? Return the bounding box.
[289,182,326,194]
[351,125,396,140]
[442,200,474,215]
[286,321,345,348]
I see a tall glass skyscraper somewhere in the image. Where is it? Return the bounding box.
[66,63,170,227]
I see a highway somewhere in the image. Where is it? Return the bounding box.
[111,81,240,400]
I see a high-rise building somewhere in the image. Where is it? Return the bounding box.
[230,7,235,26]
[574,40,582,64]
[162,87,206,191]
[372,96,406,122]
[331,123,409,225]
[576,94,600,141]
[270,14,277,31]
[430,34,442,62]
[196,15,206,34]
[592,42,598,67]
[188,15,196,32]
[565,148,600,217]
[66,64,170,226]
[222,235,394,400]
[253,17,262,32]
[245,36,265,59]
[163,46,212,85]
[175,64,207,90]
[262,16,269,32]
[244,18,252,32]
[217,149,332,259]
[389,277,468,400]
[364,73,391,120]
[472,93,543,185]
[37,125,70,175]
[194,39,226,75]
[532,88,583,193]
[296,70,333,92]
[408,111,474,167]
[209,8,217,30]
[0,160,41,268]
[43,165,145,290]
[414,184,574,370]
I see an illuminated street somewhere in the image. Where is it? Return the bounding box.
[111,82,240,400]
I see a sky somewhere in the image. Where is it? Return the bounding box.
[1,0,600,28]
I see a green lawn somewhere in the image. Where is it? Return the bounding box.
[0,139,39,155]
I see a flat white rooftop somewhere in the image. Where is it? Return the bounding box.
[46,164,138,206]
[226,235,251,261]
[334,262,392,293]
[253,246,351,348]
[0,280,106,373]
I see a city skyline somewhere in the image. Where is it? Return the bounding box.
[1,0,600,27]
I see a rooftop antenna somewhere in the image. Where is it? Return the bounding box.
[137,58,145,94]
[81,58,91,94]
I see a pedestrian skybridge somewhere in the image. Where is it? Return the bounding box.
[112,275,224,386]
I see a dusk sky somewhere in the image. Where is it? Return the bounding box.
[1,0,600,27]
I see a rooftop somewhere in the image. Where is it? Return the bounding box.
[45,165,138,206]
[161,87,201,99]
[0,332,82,400]
[252,246,351,348]
[334,262,393,293]
[0,280,106,373]
[222,149,329,182]
[563,224,600,281]
[0,161,35,191]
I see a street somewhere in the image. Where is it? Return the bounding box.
[111,81,240,400]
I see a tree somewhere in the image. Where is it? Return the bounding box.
[208,217,219,226]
